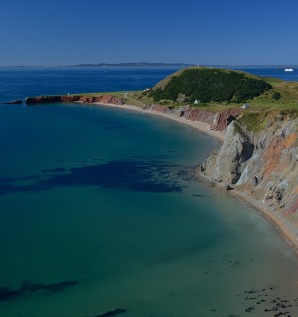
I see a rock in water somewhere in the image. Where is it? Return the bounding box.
[0,100,23,104]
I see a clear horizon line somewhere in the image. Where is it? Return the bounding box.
[0,63,297,68]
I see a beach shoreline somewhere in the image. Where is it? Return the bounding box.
[197,173,298,254]
[231,190,298,254]
[92,102,225,142]
[88,101,298,254]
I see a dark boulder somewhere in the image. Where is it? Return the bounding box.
[225,184,234,191]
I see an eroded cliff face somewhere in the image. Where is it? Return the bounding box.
[200,112,298,234]
[143,104,242,131]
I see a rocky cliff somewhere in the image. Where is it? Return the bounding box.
[25,95,124,105]
[143,104,242,131]
[200,111,298,242]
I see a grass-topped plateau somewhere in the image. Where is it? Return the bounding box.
[123,66,298,112]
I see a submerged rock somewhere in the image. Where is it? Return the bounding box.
[0,99,23,104]
[95,308,127,317]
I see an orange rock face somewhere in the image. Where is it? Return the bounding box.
[142,105,241,132]
[182,108,242,131]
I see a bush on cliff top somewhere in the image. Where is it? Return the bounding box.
[150,68,272,103]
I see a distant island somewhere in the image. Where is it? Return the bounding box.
[0,63,195,68]
[64,62,196,67]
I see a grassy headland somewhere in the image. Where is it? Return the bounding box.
[120,66,298,113]
[29,67,298,114]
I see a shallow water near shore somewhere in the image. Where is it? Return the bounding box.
[0,103,298,317]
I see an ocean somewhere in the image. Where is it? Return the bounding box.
[1,66,298,102]
[0,66,297,317]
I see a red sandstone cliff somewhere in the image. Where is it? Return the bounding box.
[25,95,124,105]
[143,104,242,132]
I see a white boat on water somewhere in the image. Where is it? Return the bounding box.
[284,67,294,72]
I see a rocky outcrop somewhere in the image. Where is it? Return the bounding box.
[200,121,255,184]
[200,111,298,240]
[142,104,242,132]
[25,95,124,105]
[180,107,242,131]
[142,104,169,113]
[1,99,23,104]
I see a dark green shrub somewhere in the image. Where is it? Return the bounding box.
[272,91,281,100]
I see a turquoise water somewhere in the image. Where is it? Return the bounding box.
[0,103,298,317]
[1,67,298,316]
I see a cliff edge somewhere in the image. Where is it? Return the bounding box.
[25,94,124,105]
[200,111,298,245]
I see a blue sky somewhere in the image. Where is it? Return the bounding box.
[1,0,298,66]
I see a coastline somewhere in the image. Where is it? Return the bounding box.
[198,173,298,254]
[92,102,225,142]
[88,101,298,254]
[231,189,298,254]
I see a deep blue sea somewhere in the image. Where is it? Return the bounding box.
[0,67,298,317]
[0,66,298,102]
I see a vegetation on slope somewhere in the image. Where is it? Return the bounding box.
[149,68,272,103]
[65,67,298,113]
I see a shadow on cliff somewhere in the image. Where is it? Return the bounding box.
[0,159,184,196]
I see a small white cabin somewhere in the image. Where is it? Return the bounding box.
[194,99,199,105]
[242,103,250,109]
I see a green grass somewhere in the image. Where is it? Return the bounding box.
[248,81,298,111]
[45,68,298,114]
[126,88,298,113]
[72,91,127,97]
[261,76,284,86]
[237,112,268,131]
[65,87,298,114]
[150,67,298,112]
